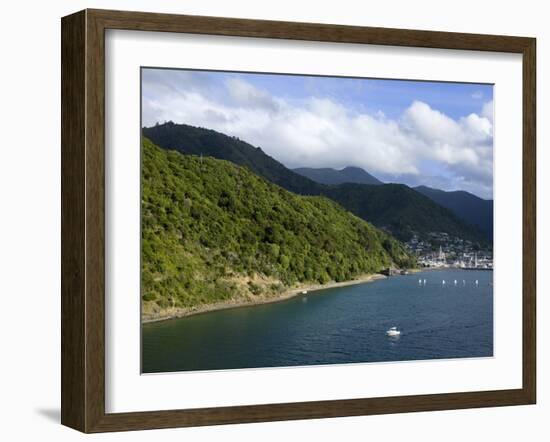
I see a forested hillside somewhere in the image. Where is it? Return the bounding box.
[143,122,485,243]
[324,183,482,242]
[141,138,415,318]
[143,122,321,195]
[415,185,493,240]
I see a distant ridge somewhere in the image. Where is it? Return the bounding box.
[322,183,481,242]
[295,168,493,241]
[293,166,383,186]
[414,185,493,240]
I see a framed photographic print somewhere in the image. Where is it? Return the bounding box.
[61,9,536,433]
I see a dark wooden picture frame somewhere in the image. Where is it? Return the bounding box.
[61,8,536,433]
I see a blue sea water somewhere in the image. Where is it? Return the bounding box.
[142,269,493,373]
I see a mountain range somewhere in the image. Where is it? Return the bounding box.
[294,167,492,240]
[143,122,488,243]
[293,166,382,186]
[414,185,493,239]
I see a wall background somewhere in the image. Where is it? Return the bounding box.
[0,0,545,440]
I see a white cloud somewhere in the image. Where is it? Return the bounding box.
[225,78,280,113]
[142,75,494,199]
[481,100,494,123]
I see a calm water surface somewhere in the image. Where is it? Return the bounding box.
[142,269,493,373]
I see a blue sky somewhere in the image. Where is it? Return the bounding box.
[142,68,494,199]
[211,72,492,120]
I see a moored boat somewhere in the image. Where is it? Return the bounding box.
[386,326,401,337]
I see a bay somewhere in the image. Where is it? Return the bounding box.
[142,269,493,373]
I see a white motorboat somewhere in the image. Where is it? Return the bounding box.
[386,326,401,337]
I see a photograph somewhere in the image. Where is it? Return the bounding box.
[140,68,495,374]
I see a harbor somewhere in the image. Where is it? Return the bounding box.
[405,232,493,270]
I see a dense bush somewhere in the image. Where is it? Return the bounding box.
[141,138,416,312]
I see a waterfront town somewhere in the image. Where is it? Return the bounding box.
[404,232,493,270]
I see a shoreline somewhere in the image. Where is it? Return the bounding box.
[142,273,388,324]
